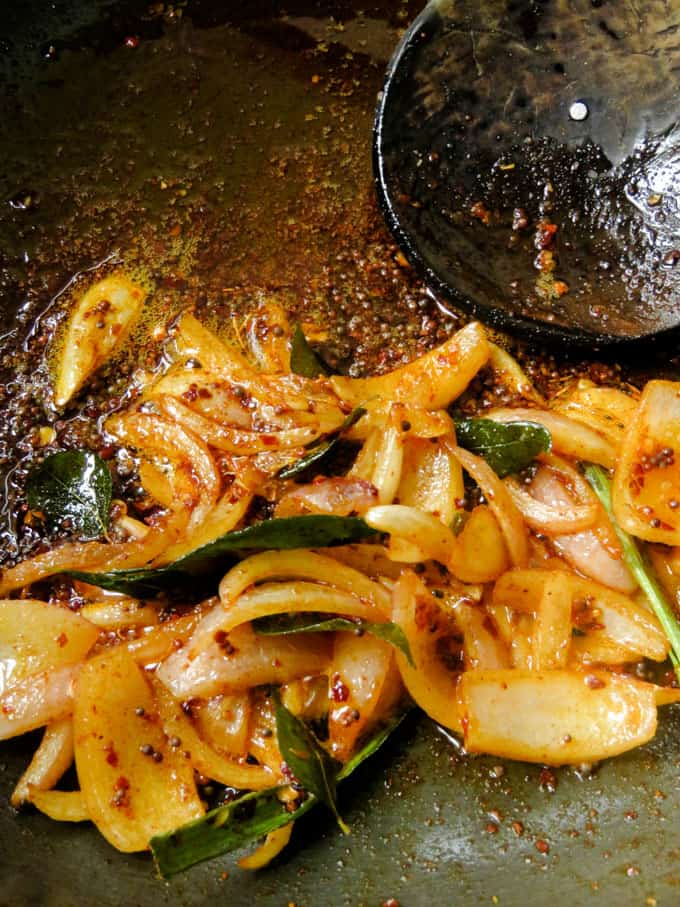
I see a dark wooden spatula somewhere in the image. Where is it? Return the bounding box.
[374,0,680,347]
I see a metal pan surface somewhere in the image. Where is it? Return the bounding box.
[0,3,678,905]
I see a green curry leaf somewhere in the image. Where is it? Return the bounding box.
[150,710,410,877]
[70,514,375,595]
[253,613,414,666]
[26,450,112,540]
[454,418,551,477]
[273,691,348,834]
[290,324,329,378]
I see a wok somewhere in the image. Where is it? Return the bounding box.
[0,3,678,905]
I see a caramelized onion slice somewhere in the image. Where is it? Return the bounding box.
[153,679,276,790]
[493,569,668,662]
[218,550,391,613]
[0,599,99,694]
[327,632,398,763]
[156,622,331,700]
[74,647,203,852]
[612,379,680,545]
[449,446,529,568]
[458,669,665,764]
[391,571,461,733]
[28,788,89,822]
[530,466,635,593]
[275,479,378,519]
[0,665,77,741]
[11,718,74,807]
[331,321,489,413]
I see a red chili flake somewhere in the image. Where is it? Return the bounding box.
[470,201,492,225]
[331,673,350,703]
[111,776,131,808]
[535,839,550,854]
[261,435,277,446]
[512,821,524,836]
[381,900,400,907]
[56,632,68,648]
[534,220,558,250]
[214,631,236,655]
[460,714,470,738]
[104,743,119,767]
[585,674,606,690]
[124,36,140,49]
[539,767,557,793]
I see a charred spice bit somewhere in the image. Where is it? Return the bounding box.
[470,201,492,225]
[539,767,558,793]
[512,207,529,231]
[214,631,236,655]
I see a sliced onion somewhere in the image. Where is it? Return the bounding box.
[238,823,294,870]
[107,410,221,536]
[449,445,529,567]
[156,622,331,700]
[506,465,598,535]
[245,303,292,374]
[398,434,464,525]
[153,678,276,790]
[453,602,511,670]
[365,504,455,565]
[532,572,573,670]
[27,788,89,822]
[11,717,74,807]
[370,420,403,505]
[458,669,664,764]
[275,478,378,518]
[529,466,635,593]
[74,647,203,852]
[391,571,461,733]
[327,632,397,762]
[612,379,680,545]
[218,550,391,613]
[158,395,331,454]
[217,580,391,636]
[0,665,77,741]
[331,321,489,412]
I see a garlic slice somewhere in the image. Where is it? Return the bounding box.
[54,274,146,407]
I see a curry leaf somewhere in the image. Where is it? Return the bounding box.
[150,710,410,877]
[273,691,349,835]
[277,406,366,480]
[454,418,551,477]
[253,613,414,666]
[26,450,112,540]
[70,514,375,595]
[290,324,329,378]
